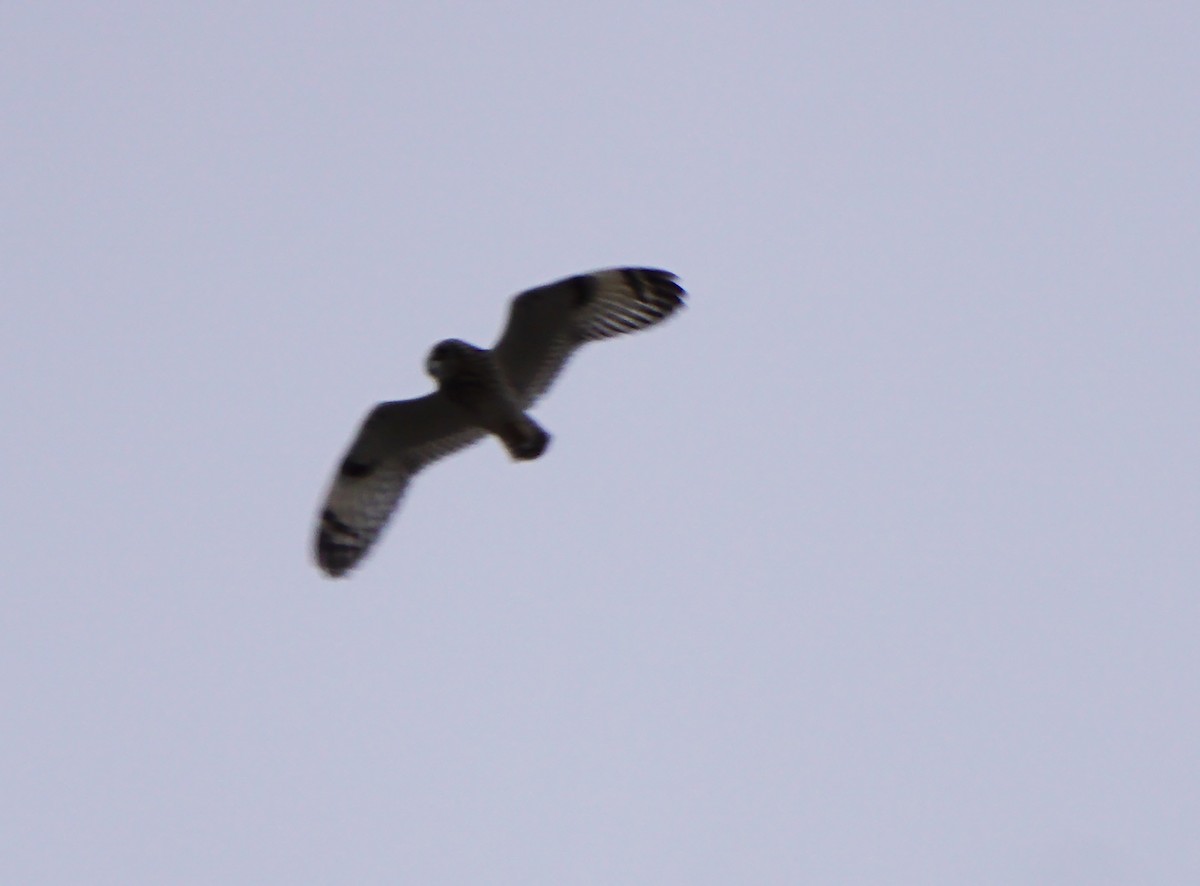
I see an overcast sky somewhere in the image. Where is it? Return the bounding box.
[3,3,1198,883]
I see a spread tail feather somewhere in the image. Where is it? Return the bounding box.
[499,415,550,460]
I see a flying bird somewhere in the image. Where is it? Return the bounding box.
[314,267,686,577]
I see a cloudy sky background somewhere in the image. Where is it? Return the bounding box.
[3,3,1198,882]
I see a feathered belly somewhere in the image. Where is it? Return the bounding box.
[440,364,550,460]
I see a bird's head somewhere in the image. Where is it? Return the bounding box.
[425,339,472,381]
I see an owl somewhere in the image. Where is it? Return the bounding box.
[315,267,686,577]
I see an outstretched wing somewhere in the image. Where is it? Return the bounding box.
[315,393,484,577]
[491,267,686,406]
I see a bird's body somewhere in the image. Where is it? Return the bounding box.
[425,339,550,460]
[315,267,686,577]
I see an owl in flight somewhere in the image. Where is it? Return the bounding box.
[314,267,686,577]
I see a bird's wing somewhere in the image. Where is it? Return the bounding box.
[491,267,686,406]
[315,392,484,577]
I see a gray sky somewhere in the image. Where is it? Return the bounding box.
[3,2,1198,883]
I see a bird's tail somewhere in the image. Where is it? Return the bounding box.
[499,414,550,461]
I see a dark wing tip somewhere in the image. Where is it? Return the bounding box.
[620,267,686,311]
[316,508,365,578]
[567,267,685,308]
[317,544,355,578]
[572,267,686,343]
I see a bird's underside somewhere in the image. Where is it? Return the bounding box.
[315,266,686,577]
